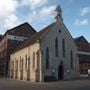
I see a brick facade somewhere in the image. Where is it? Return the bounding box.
[75,36,90,75]
[0,22,36,77]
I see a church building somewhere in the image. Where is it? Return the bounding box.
[9,6,79,82]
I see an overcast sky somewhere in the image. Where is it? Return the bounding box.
[0,0,90,42]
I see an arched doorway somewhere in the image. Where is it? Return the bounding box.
[58,61,64,80]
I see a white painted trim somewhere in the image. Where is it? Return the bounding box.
[77,51,90,55]
[7,35,27,41]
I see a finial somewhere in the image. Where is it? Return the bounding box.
[55,5,63,22]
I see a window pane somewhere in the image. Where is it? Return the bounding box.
[62,39,66,57]
[55,38,59,57]
[46,48,49,69]
[71,50,73,69]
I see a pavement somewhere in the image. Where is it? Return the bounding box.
[0,78,90,90]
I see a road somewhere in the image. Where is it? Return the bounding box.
[0,78,90,90]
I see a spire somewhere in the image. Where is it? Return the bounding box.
[55,5,63,22]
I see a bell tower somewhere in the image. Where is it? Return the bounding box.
[55,5,63,22]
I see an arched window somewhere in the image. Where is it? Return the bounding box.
[20,57,21,69]
[62,39,66,57]
[21,59,23,70]
[55,38,59,57]
[46,47,49,69]
[36,50,40,69]
[12,61,14,71]
[19,57,23,70]
[70,50,73,69]
[25,54,28,69]
[16,60,18,70]
[27,56,30,69]
[33,52,35,68]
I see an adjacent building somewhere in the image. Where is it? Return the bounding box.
[0,23,36,76]
[75,36,90,75]
[9,6,79,82]
[0,35,3,41]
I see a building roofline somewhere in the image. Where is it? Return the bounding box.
[12,22,55,54]
[0,22,36,42]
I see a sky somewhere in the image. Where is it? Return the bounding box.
[0,0,90,42]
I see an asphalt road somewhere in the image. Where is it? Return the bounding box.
[0,78,90,90]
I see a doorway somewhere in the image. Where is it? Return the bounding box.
[58,61,64,80]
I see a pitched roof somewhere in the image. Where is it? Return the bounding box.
[7,22,36,33]
[1,22,36,39]
[13,22,55,53]
[74,36,90,52]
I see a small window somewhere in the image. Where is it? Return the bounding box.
[59,29,61,33]
[85,64,87,67]
[85,69,88,74]
[14,37,16,39]
[81,69,83,73]
[88,64,90,68]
